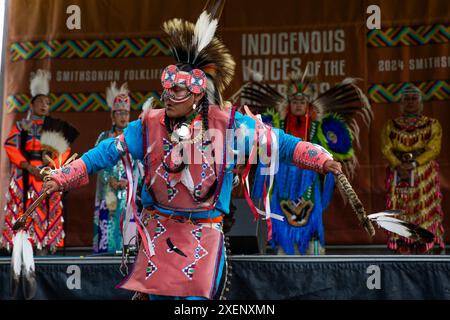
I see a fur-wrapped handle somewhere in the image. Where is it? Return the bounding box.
[335,173,375,237]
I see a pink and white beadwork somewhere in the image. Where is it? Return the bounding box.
[161,64,207,94]
[293,142,332,173]
[50,158,89,192]
[112,94,131,112]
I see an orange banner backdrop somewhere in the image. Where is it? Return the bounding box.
[1,0,449,247]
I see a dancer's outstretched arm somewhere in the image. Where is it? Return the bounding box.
[43,119,144,194]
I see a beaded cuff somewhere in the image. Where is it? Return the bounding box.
[50,158,89,191]
[292,142,332,173]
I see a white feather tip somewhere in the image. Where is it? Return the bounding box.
[30,69,51,98]
[193,11,218,54]
[142,97,154,113]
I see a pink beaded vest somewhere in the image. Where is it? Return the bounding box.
[142,106,235,212]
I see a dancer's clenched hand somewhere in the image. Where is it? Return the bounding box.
[42,180,59,194]
[323,160,342,175]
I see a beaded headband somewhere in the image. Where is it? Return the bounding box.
[161,64,207,94]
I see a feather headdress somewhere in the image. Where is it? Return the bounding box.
[336,173,435,243]
[106,82,130,112]
[240,69,318,120]
[40,116,79,167]
[242,69,372,124]
[30,69,51,98]
[240,67,373,178]
[162,0,235,107]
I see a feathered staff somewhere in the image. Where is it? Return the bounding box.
[334,172,434,243]
[334,173,375,236]
[11,152,78,300]
[367,210,435,243]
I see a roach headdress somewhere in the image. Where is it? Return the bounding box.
[161,0,235,107]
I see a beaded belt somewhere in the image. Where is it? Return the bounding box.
[143,208,223,224]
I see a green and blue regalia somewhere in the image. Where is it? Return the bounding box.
[244,73,372,254]
[93,82,143,254]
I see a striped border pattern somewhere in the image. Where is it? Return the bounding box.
[6,91,163,113]
[367,24,450,47]
[10,38,171,61]
[368,81,450,103]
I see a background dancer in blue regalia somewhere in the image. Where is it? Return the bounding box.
[243,71,372,255]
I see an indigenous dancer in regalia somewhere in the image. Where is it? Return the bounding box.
[41,1,344,300]
[381,85,444,254]
[93,82,141,254]
[243,72,372,255]
[3,71,79,299]
[2,70,78,254]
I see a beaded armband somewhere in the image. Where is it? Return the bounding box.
[50,158,89,192]
[292,142,333,173]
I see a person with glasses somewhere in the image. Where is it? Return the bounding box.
[41,2,342,300]
[93,82,141,255]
